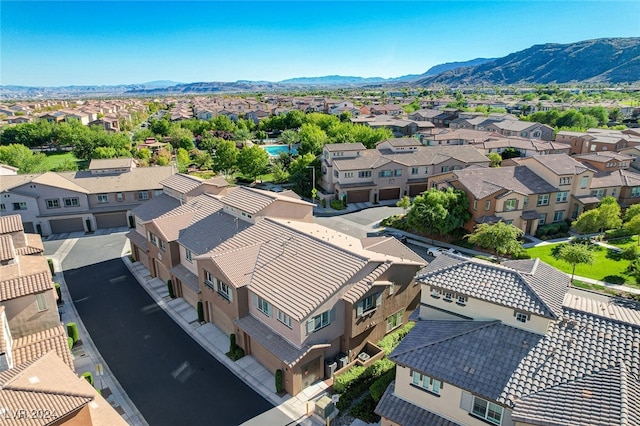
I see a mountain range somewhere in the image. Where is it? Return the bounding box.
[1,37,638,99]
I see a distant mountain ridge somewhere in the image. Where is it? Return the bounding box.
[1,37,638,99]
[416,37,640,86]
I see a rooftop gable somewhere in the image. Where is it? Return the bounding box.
[452,165,558,200]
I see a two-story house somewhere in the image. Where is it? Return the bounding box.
[196,218,426,396]
[485,120,554,141]
[320,140,490,204]
[376,253,640,426]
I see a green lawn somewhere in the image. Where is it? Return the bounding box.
[525,242,636,286]
[44,151,87,170]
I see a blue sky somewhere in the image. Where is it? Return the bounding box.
[2,1,639,86]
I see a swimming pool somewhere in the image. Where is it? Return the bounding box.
[263,144,299,156]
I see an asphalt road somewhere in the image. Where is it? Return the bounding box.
[60,235,272,426]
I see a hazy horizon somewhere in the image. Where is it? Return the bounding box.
[2,1,639,87]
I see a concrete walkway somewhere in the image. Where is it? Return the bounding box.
[123,256,329,426]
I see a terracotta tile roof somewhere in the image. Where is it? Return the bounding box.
[31,172,90,193]
[383,145,489,167]
[418,254,568,319]
[88,158,134,169]
[58,166,173,193]
[151,194,225,242]
[0,214,24,234]
[159,173,203,194]
[15,234,44,256]
[0,257,53,301]
[324,143,366,151]
[130,193,181,222]
[360,236,427,264]
[12,324,74,370]
[220,187,312,215]
[178,209,251,255]
[0,352,128,426]
[0,234,15,262]
[525,154,591,175]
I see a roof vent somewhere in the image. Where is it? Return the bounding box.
[28,376,40,384]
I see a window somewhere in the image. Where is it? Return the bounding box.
[277,310,292,328]
[411,167,419,175]
[116,192,124,202]
[185,249,193,263]
[485,200,491,211]
[217,280,232,301]
[345,172,354,178]
[431,288,441,298]
[504,219,513,225]
[443,292,454,302]
[257,296,271,317]
[0,203,4,212]
[457,295,468,306]
[559,177,571,186]
[158,239,166,251]
[553,210,564,222]
[515,312,529,323]
[358,170,371,178]
[523,196,528,207]
[334,170,339,178]
[153,190,163,197]
[631,187,640,197]
[63,197,79,207]
[539,213,547,225]
[386,310,403,332]
[411,371,442,395]
[556,191,568,203]
[472,396,503,425]
[581,176,588,189]
[379,170,392,178]
[96,194,108,203]
[35,293,47,312]
[441,166,449,173]
[504,199,516,211]
[393,169,402,177]
[138,191,149,200]
[46,199,60,209]
[537,194,549,206]
[307,310,330,333]
[424,167,429,174]
[204,270,214,289]
[592,189,605,199]
[148,232,158,246]
[473,200,478,210]
[357,293,381,317]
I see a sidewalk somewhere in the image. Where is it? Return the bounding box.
[50,237,148,426]
[122,256,329,426]
[312,199,399,217]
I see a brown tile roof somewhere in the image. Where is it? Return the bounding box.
[324,143,366,152]
[0,234,15,262]
[88,158,134,170]
[220,187,312,215]
[0,352,128,426]
[160,173,203,194]
[0,214,24,234]
[15,234,44,256]
[12,324,74,370]
[360,237,426,264]
[453,165,558,199]
[0,257,53,301]
[524,154,591,175]
[58,166,173,193]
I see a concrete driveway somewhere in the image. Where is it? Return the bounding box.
[58,234,272,426]
[314,205,403,238]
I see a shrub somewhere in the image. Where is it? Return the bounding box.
[334,365,366,393]
[604,228,634,240]
[321,199,326,208]
[66,322,79,344]
[197,301,204,322]
[54,283,62,303]
[234,347,244,359]
[620,246,640,260]
[275,369,284,393]
[67,337,74,350]
[510,247,532,260]
[377,322,415,354]
[370,368,395,402]
[229,334,237,352]
[330,199,346,210]
[167,279,175,298]
[81,372,94,386]
[349,395,380,424]
[47,258,55,275]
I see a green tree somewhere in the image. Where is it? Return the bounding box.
[289,153,316,196]
[624,204,640,222]
[406,188,470,237]
[556,243,594,282]
[572,209,600,234]
[271,163,289,184]
[573,197,622,234]
[213,139,238,176]
[298,123,328,156]
[466,221,524,259]
[237,144,269,182]
[396,196,411,215]
[488,152,502,167]
[176,148,190,173]
[0,144,48,173]
[280,129,300,149]
[625,215,640,246]
[233,127,253,142]
[91,146,117,159]
[193,151,213,170]
[168,127,195,150]
[210,115,237,132]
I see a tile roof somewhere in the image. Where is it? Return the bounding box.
[512,364,640,426]
[360,236,427,264]
[151,194,225,242]
[31,172,90,193]
[177,209,251,255]
[15,233,44,256]
[452,166,558,199]
[58,166,173,193]
[130,193,181,222]
[0,173,37,192]
[0,257,53,301]
[220,186,312,215]
[159,173,203,194]
[88,158,134,169]
[0,214,24,234]
[169,264,199,293]
[562,293,640,327]
[525,154,591,175]
[125,230,148,252]
[12,324,74,370]
[418,254,568,318]
[235,314,330,367]
[375,382,462,426]
[332,152,391,171]
[324,143,366,151]
[0,234,15,262]
[384,145,489,167]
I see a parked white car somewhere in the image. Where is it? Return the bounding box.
[426,247,464,257]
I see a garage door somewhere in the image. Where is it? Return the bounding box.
[155,259,171,282]
[95,212,128,229]
[23,222,35,233]
[347,190,369,203]
[379,188,401,201]
[50,217,84,234]
[409,184,427,197]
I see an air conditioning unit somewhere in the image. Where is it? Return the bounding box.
[337,354,349,369]
[357,352,371,362]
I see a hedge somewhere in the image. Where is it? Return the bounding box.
[167,279,175,298]
[67,337,74,350]
[349,395,380,424]
[197,301,204,322]
[66,322,79,344]
[47,258,55,275]
[275,369,284,393]
[370,368,395,402]
[81,372,94,386]
[377,322,415,355]
[54,283,62,303]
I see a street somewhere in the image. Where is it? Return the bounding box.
[49,233,272,426]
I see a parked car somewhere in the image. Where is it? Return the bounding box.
[427,247,464,257]
[383,230,407,243]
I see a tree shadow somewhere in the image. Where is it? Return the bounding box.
[605,248,623,261]
[602,275,626,284]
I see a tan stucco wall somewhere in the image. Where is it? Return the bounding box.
[4,291,59,339]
